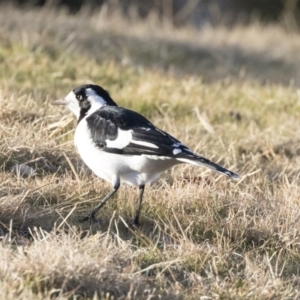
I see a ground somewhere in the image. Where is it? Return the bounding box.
[1,4,300,300]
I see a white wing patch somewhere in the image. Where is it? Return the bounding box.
[172,142,193,154]
[173,148,182,155]
[105,128,132,149]
[141,127,151,131]
[131,140,159,149]
[172,142,181,147]
[143,155,172,160]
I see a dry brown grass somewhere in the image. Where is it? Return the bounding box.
[1,4,300,300]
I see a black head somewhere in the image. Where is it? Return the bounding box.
[73,84,118,108]
[52,84,118,122]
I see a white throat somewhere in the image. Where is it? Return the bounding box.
[65,89,107,120]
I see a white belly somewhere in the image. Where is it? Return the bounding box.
[74,119,180,187]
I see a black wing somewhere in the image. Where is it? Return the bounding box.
[86,106,193,157]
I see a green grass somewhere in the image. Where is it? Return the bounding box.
[1,4,300,300]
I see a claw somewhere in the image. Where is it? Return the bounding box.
[129,217,139,229]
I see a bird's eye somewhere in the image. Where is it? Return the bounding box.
[77,95,82,101]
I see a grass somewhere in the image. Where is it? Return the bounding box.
[1,4,300,299]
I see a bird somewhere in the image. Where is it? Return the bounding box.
[52,84,239,226]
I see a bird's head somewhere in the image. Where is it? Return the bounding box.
[52,84,117,121]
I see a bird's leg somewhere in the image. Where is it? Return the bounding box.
[80,180,120,224]
[130,185,145,227]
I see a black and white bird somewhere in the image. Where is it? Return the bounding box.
[52,84,239,226]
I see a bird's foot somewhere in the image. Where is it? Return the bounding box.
[129,217,139,229]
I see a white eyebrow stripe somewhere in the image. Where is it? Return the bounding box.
[131,140,159,149]
[86,88,107,105]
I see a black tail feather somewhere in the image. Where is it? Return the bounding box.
[177,154,239,179]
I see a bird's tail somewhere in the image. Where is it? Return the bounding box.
[177,155,239,179]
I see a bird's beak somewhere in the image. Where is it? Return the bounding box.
[51,98,69,106]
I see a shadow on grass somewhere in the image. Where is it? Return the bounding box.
[0,148,87,235]
[0,146,87,179]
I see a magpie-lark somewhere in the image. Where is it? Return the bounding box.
[52,84,239,226]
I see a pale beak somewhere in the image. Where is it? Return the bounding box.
[51,98,69,105]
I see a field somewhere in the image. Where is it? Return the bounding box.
[1,4,300,299]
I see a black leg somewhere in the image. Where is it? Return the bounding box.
[130,185,145,227]
[80,180,120,223]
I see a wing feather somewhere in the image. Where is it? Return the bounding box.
[86,106,192,157]
[84,106,239,178]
